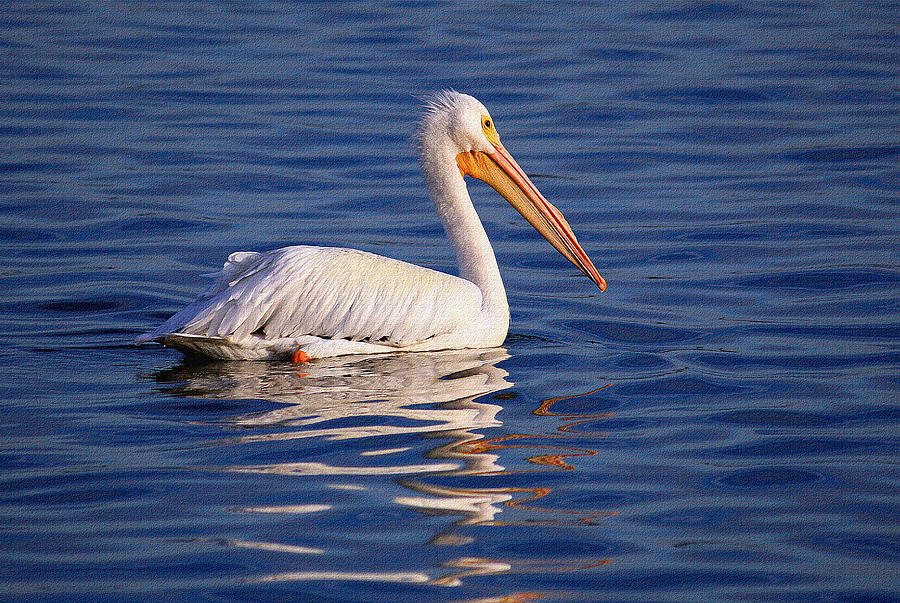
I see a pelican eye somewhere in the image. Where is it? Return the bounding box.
[481,115,500,145]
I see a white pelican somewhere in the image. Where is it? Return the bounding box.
[137,91,605,361]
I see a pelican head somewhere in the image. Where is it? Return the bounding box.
[417,91,606,291]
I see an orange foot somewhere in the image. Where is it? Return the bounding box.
[291,350,311,364]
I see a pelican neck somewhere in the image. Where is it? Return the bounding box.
[420,147,509,315]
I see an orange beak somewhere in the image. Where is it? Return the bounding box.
[457,144,606,291]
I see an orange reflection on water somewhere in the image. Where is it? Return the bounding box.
[452,383,615,472]
[494,484,618,526]
[533,383,614,434]
[533,383,614,416]
[399,382,620,527]
[458,433,596,470]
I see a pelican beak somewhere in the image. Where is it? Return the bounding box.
[457,144,607,291]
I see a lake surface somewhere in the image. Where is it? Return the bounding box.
[1,1,898,600]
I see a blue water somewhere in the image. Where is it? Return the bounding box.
[1,1,898,600]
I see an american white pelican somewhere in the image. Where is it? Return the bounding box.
[137,91,605,361]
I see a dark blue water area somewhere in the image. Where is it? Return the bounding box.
[1,1,898,600]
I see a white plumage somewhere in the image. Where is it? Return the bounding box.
[138,91,605,360]
[141,246,484,359]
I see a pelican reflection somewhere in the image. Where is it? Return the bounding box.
[153,349,510,478]
[150,349,612,587]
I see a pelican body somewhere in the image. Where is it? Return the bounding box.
[138,91,605,360]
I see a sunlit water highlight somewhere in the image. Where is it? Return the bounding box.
[0,1,897,600]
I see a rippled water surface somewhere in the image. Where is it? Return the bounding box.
[1,1,898,600]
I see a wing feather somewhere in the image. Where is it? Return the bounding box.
[147,246,482,347]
